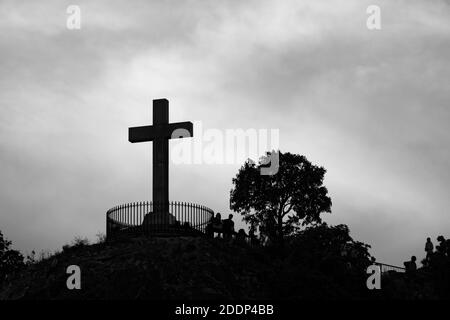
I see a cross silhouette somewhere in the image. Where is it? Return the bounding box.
[129,99,193,214]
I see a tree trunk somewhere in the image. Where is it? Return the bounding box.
[277,214,284,247]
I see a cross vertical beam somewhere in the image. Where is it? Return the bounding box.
[153,99,169,214]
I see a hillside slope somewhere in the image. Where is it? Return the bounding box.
[3,234,439,300]
[0,236,274,300]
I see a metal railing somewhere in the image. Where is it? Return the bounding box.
[375,262,405,274]
[106,201,214,240]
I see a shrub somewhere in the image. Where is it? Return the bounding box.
[0,231,25,284]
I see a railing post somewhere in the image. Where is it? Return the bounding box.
[128,203,131,235]
[170,201,174,232]
[144,201,148,236]
[106,210,110,240]
[190,203,194,230]
[132,202,135,232]
[127,203,130,231]
[192,203,195,230]
[180,202,184,227]
[178,201,181,230]
[194,204,198,231]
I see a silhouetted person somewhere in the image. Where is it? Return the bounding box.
[222,214,235,240]
[249,226,258,246]
[205,215,214,237]
[206,213,221,237]
[404,256,417,274]
[211,212,223,238]
[236,228,247,245]
[436,235,450,257]
[425,237,434,262]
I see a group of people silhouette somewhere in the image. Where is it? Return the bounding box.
[403,235,450,274]
[205,212,253,244]
[425,235,450,260]
[206,212,235,239]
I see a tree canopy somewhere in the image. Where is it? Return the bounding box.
[230,151,332,244]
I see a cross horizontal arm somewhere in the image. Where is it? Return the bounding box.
[129,121,193,143]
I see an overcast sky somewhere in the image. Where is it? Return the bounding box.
[0,0,449,266]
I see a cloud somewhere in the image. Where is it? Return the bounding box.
[0,0,449,266]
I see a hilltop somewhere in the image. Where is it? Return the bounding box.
[1,236,275,300]
[0,233,372,300]
[1,231,445,300]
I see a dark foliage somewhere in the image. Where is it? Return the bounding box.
[268,223,373,299]
[421,236,450,298]
[0,231,24,285]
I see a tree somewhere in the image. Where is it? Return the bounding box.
[230,151,332,244]
[289,223,372,275]
[0,230,24,284]
[271,223,373,299]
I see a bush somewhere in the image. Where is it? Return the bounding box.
[269,223,374,299]
[96,232,106,244]
[0,231,24,284]
[72,236,90,247]
[62,236,90,252]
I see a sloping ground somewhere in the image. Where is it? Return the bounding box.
[0,236,274,300]
[2,235,444,300]
[378,269,443,299]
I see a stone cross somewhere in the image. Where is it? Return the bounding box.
[129,99,193,214]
